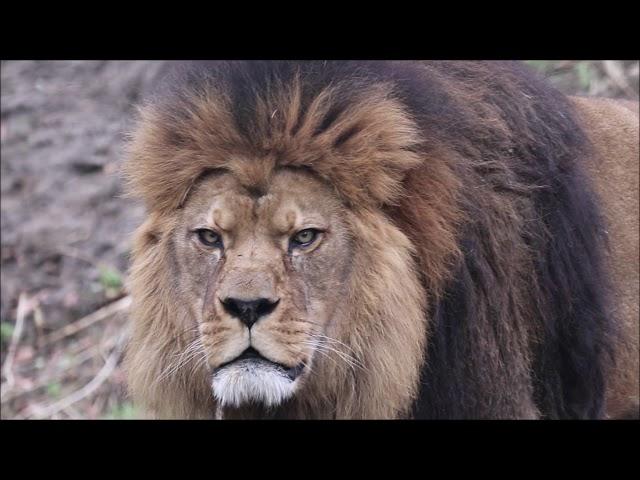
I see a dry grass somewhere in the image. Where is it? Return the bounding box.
[0,291,133,419]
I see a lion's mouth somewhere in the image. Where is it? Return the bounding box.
[214,346,305,381]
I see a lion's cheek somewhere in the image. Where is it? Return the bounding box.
[251,315,313,368]
[199,319,249,368]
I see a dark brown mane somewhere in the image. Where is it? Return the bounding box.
[392,62,615,418]
[126,61,618,419]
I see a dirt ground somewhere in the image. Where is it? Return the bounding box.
[1,60,638,419]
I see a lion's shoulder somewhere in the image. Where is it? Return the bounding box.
[571,95,639,418]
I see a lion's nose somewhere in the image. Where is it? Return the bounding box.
[220,297,280,328]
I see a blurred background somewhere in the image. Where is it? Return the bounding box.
[1,60,638,420]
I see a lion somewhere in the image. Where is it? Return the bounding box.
[123,61,639,419]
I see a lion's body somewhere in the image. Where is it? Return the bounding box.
[124,61,639,419]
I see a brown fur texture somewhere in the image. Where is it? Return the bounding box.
[123,61,639,419]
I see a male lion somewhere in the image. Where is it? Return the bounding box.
[123,61,639,419]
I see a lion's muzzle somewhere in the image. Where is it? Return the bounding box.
[211,346,305,408]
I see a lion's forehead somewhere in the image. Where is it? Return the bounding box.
[187,169,339,237]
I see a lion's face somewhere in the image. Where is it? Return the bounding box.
[171,168,353,408]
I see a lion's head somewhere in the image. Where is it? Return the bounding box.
[123,61,448,419]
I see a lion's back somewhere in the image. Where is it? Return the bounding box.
[572,96,640,418]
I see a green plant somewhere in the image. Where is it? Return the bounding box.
[98,266,124,298]
[98,266,123,290]
[46,382,62,398]
[104,402,138,420]
[575,61,593,90]
[1,321,14,343]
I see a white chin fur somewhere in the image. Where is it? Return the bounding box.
[211,360,297,408]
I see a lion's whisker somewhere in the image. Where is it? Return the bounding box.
[155,336,206,384]
[310,333,360,356]
[301,339,365,375]
[307,335,366,369]
[301,341,347,372]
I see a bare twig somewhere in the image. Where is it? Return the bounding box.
[28,332,127,419]
[41,295,131,346]
[33,304,46,348]
[1,293,31,399]
[1,333,121,404]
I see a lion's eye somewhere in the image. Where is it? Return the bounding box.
[291,228,320,248]
[196,229,222,248]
